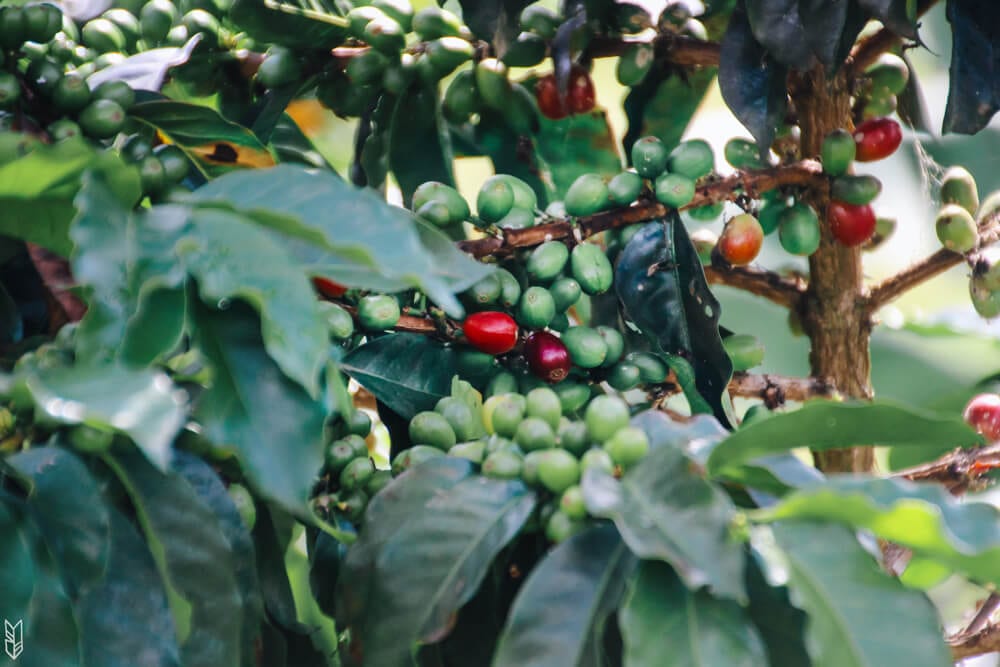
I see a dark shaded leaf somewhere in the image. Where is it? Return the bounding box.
[453,116,548,207]
[719,5,788,154]
[456,0,531,43]
[615,217,734,426]
[771,522,951,667]
[192,301,327,519]
[798,0,849,67]
[77,510,181,667]
[745,549,812,667]
[107,450,243,667]
[535,109,622,199]
[706,400,982,476]
[835,0,870,65]
[230,0,348,49]
[857,0,918,39]
[347,469,536,665]
[342,333,459,419]
[896,54,932,132]
[745,0,816,69]
[623,66,717,157]
[271,113,336,170]
[942,0,1000,135]
[0,500,36,629]
[582,443,746,602]
[5,447,109,596]
[390,85,454,206]
[620,561,767,666]
[492,524,635,667]
[253,503,300,629]
[19,548,81,667]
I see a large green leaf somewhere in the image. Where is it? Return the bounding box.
[942,1,1000,135]
[615,217,734,427]
[755,476,1000,586]
[718,5,788,154]
[229,0,347,49]
[4,447,109,597]
[336,458,476,658]
[620,560,767,667]
[342,333,459,419]
[191,165,491,316]
[192,302,327,520]
[346,465,536,666]
[624,68,717,157]
[770,523,951,667]
[77,510,181,667]
[130,100,276,178]
[19,549,81,667]
[270,113,335,170]
[492,524,635,667]
[106,450,243,667]
[71,176,189,366]
[182,206,328,396]
[0,139,140,256]
[390,85,454,205]
[706,400,983,476]
[14,363,186,471]
[535,109,622,199]
[0,500,36,630]
[582,444,746,602]
[745,0,816,70]
[745,549,811,667]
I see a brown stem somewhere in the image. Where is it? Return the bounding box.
[866,214,1000,314]
[792,66,876,474]
[588,33,721,67]
[704,264,806,309]
[950,623,1000,661]
[458,160,825,259]
[894,441,1000,495]
[654,372,837,406]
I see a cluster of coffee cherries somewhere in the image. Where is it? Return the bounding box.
[313,409,387,525]
[0,1,194,197]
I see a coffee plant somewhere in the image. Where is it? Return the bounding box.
[3,0,1000,664]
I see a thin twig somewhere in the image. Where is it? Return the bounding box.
[866,214,1000,314]
[704,265,807,309]
[894,441,1000,495]
[653,371,837,407]
[588,32,721,67]
[950,618,1000,660]
[848,0,940,73]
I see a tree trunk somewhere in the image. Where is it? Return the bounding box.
[792,66,876,473]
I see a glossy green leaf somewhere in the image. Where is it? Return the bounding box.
[71,176,188,365]
[336,458,477,658]
[942,1,1000,135]
[0,500,36,628]
[620,560,767,667]
[342,333,459,419]
[745,0,815,69]
[492,524,635,667]
[582,443,746,602]
[718,5,788,154]
[624,67,717,158]
[106,450,243,667]
[191,165,491,316]
[745,549,812,667]
[230,0,347,50]
[19,550,81,667]
[0,139,140,256]
[182,206,327,396]
[172,451,264,658]
[454,115,548,208]
[192,302,327,519]
[15,363,186,471]
[536,109,622,199]
[77,510,181,667]
[348,467,536,666]
[390,85,455,205]
[270,113,335,170]
[771,522,951,667]
[130,100,275,178]
[756,476,1000,586]
[5,447,109,596]
[615,217,734,426]
[707,400,982,476]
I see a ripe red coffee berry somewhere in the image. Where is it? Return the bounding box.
[463,311,519,355]
[963,393,1000,441]
[535,74,568,120]
[828,201,877,247]
[717,213,763,266]
[853,117,902,162]
[312,276,348,299]
[524,331,572,383]
[568,65,596,113]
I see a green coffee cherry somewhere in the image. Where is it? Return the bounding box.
[608,362,641,391]
[617,43,654,87]
[862,91,896,119]
[865,52,909,95]
[25,3,62,44]
[496,268,522,308]
[325,440,357,475]
[140,0,178,44]
[570,242,614,295]
[443,68,480,123]
[941,166,979,216]
[69,424,114,454]
[319,301,355,340]
[564,173,610,217]
[138,156,167,195]
[48,119,81,141]
[537,448,580,493]
[456,348,495,379]
[525,387,563,429]
[485,370,519,398]
[520,4,560,39]
[477,175,516,224]
[517,286,556,328]
[366,470,393,496]
[485,393,526,438]
[496,207,534,230]
[935,204,978,253]
[426,36,474,75]
[655,172,696,208]
[413,181,469,224]
[831,175,882,206]
[527,241,570,283]
[412,6,467,40]
[559,485,587,519]
[561,326,607,369]
[434,396,477,442]
[154,145,190,182]
[409,411,457,450]
[626,352,667,384]
[348,410,372,437]
[372,0,413,31]
[449,440,486,465]
[778,203,821,256]
[502,31,546,68]
[550,277,582,312]
[25,57,62,96]
[365,16,406,55]
[723,334,765,371]
[545,509,581,543]
[465,273,502,305]
[557,421,590,456]
[553,381,591,415]
[494,174,537,211]
[608,171,643,206]
[585,395,630,442]
[970,275,1000,319]
[821,129,856,176]
[347,6,386,37]
[82,17,126,53]
[724,138,763,169]
[632,136,668,178]
[102,8,141,51]
[94,80,136,111]
[505,83,539,136]
[757,200,785,235]
[475,58,512,110]
[347,49,391,85]
[581,447,615,475]
[603,426,649,468]
[257,47,302,88]
[0,72,20,109]
[340,457,376,491]
[0,7,27,50]
[667,139,714,180]
[78,99,126,139]
[483,450,523,479]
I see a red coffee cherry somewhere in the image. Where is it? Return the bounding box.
[853,117,902,162]
[963,393,1000,441]
[717,213,764,266]
[312,276,348,299]
[463,311,519,355]
[828,201,877,247]
[535,74,568,120]
[524,331,572,383]
[567,65,596,114]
